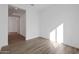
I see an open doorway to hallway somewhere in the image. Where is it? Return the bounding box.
[8,5,26,45]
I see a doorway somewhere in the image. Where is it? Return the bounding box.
[8,5,26,45]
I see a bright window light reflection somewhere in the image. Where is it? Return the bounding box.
[50,29,56,42]
[57,24,63,44]
[50,23,64,47]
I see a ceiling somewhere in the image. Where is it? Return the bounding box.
[8,4,52,17]
[28,4,53,11]
[8,5,26,17]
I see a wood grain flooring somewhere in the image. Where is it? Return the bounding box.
[1,35,79,54]
[8,33,25,45]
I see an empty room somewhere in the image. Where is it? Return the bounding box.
[0,4,79,54]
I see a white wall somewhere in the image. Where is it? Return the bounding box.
[20,13,26,37]
[8,16,20,33]
[39,5,79,48]
[26,7,39,39]
[0,5,8,49]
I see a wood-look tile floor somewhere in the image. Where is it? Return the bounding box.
[1,36,79,54]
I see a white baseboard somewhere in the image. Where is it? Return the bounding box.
[26,34,50,40]
[27,35,40,40]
